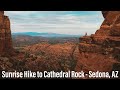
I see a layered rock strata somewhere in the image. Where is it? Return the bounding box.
[0,11,13,56]
[76,11,120,74]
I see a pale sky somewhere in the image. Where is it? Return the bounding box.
[5,11,104,35]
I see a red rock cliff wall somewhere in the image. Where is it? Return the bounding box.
[0,11,13,55]
[95,11,120,36]
[76,11,120,73]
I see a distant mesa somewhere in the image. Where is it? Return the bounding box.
[12,32,82,37]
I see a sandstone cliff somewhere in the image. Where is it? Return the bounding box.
[76,11,120,74]
[0,11,13,56]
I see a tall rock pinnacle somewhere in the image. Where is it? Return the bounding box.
[0,11,13,56]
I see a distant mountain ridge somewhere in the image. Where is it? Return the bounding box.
[12,32,82,37]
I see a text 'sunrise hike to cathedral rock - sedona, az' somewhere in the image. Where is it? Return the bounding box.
[0,11,13,56]
[75,11,120,76]
[0,11,120,78]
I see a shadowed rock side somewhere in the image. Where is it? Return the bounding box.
[0,11,13,56]
[76,11,120,76]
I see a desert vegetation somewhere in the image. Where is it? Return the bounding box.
[0,36,80,74]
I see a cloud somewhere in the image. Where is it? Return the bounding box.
[5,11,104,35]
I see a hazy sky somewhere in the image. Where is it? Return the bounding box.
[5,11,104,35]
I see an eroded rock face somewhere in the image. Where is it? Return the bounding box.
[0,11,13,56]
[76,11,120,73]
[96,11,120,36]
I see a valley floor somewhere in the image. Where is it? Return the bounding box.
[0,42,118,79]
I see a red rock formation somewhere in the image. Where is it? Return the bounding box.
[76,11,120,73]
[0,11,13,56]
[95,11,120,36]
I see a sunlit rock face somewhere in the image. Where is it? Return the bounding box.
[0,11,13,56]
[76,11,120,73]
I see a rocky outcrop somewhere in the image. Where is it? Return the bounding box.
[76,11,120,73]
[0,11,13,56]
